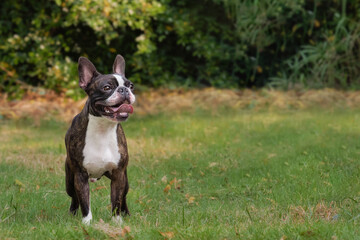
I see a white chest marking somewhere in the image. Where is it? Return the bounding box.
[83,115,120,178]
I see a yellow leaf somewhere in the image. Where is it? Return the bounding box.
[328,35,335,42]
[314,19,320,28]
[165,25,173,31]
[15,179,25,187]
[292,25,298,33]
[188,196,195,204]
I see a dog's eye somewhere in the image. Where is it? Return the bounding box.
[129,83,134,91]
[103,85,111,91]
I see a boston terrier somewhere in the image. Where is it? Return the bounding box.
[65,55,135,225]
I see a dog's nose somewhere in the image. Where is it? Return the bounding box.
[118,87,129,96]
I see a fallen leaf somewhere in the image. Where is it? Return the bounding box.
[121,226,131,237]
[164,184,171,193]
[169,177,177,185]
[169,177,182,189]
[161,175,168,183]
[15,179,25,187]
[209,162,217,167]
[267,153,277,158]
[94,186,106,191]
[159,231,175,239]
[188,196,195,204]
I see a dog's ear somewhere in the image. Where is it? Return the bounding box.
[112,54,125,76]
[78,57,98,90]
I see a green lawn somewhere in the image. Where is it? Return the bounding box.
[1,109,360,239]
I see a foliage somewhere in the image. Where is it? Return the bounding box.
[0,0,164,99]
[1,0,360,98]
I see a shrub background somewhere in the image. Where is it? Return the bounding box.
[1,0,360,98]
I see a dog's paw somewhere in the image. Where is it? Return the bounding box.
[82,211,93,225]
[112,215,123,225]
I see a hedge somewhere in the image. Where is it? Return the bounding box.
[1,0,360,98]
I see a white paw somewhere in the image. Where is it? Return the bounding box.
[112,215,123,225]
[82,211,92,225]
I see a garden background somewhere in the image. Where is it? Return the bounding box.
[2,0,360,239]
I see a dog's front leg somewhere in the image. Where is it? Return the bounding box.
[111,168,128,223]
[120,169,130,215]
[74,171,91,224]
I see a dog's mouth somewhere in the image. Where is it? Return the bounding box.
[98,102,134,121]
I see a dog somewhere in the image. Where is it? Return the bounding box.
[65,54,135,224]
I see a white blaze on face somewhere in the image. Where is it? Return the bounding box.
[113,74,125,87]
[112,74,136,104]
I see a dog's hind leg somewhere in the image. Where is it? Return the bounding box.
[65,161,79,215]
[110,168,129,224]
[73,171,91,224]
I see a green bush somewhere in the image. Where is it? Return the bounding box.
[1,0,360,98]
[0,0,165,99]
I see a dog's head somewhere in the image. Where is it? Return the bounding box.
[78,55,135,122]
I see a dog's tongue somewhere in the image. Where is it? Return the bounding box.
[117,104,133,114]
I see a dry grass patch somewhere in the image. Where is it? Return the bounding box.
[128,136,198,164]
[244,201,339,226]
[93,220,131,239]
[285,201,338,223]
[1,151,65,174]
[1,88,360,121]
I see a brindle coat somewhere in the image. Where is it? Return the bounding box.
[65,56,131,220]
[65,100,130,217]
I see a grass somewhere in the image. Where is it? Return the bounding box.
[1,108,360,239]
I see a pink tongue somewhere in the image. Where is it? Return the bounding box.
[116,104,133,114]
